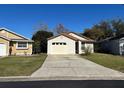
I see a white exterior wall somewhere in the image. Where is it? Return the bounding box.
[119,42,124,55]
[85,43,94,53]
[119,38,124,55]
[78,41,82,54]
[69,33,94,54]
[47,35,76,54]
[78,43,94,54]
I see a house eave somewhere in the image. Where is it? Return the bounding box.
[11,39,34,42]
[48,34,78,41]
[0,27,31,40]
[0,36,11,41]
[80,40,95,43]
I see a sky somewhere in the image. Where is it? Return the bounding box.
[0,4,124,39]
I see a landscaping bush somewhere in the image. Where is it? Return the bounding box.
[84,46,92,55]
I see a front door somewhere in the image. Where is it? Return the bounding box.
[75,42,79,54]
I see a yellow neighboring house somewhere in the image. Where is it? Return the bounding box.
[0,28,34,56]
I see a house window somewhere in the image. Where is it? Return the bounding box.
[17,42,28,49]
[52,43,55,45]
[63,43,66,45]
[56,42,59,45]
[81,43,85,50]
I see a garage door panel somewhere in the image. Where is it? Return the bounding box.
[51,45,68,54]
[0,44,7,56]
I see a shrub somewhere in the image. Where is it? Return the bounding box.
[84,45,92,55]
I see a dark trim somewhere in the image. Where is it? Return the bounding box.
[48,34,78,41]
[0,36,10,41]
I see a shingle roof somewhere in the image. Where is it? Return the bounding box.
[0,27,31,40]
[98,33,124,43]
[48,32,95,43]
[68,32,94,40]
[61,33,79,41]
[0,27,34,42]
[48,34,78,41]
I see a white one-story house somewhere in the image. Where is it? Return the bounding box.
[47,32,94,55]
[98,33,124,55]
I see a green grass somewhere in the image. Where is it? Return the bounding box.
[82,53,124,73]
[0,54,47,76]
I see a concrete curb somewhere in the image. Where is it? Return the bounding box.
[0,75,124,82]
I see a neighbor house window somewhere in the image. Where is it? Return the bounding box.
[17,42,28,49]
[121,44,124,51]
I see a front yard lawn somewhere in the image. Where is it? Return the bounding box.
[82,53,124,73]
[0,54,47,76]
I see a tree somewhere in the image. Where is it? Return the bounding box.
[83,21,113,41]
[111,19,124,36]
[54,24,69,34]
[32,26,53,53]
[83,26,105,41]
[98,21,113,38]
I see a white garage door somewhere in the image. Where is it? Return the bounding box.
[51,42,69,54]
[0,44,6,56]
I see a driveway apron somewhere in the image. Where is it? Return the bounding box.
[31,55,124,79]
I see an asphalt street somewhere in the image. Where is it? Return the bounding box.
[0,80,124,88]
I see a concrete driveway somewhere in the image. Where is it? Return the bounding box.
[31,55,124,80]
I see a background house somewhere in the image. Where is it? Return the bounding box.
[0,28,33,56]
[47,32,94,55]
[97,33,124,55]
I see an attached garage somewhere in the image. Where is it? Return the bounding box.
[47,34,76,54]
[0,43,7,56]
[0,36,10,56]
[47,32,94,55]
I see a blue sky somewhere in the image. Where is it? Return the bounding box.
[0,4,124,39]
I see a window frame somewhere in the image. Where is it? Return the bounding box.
[16,42,28,49]
[81,43,85,50]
